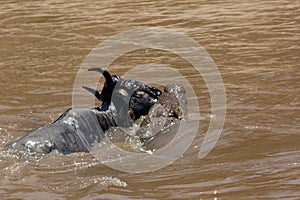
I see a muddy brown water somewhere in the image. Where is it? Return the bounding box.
[0,0,299,199]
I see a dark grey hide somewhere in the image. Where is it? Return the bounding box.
[5,68,185,155]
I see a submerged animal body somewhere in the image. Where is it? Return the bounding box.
[5,68,186,155]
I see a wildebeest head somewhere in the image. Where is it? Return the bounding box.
[83,68,163,125]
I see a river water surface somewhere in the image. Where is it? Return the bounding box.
[0,0,299,199]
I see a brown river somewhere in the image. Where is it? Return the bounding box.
[0,0,299,199]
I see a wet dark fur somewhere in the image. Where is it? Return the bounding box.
[5,68,185,155]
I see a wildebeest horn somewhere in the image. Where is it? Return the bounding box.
[82,86,101,101]
[88,68,114,88]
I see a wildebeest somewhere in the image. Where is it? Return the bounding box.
[5,68,186,156]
